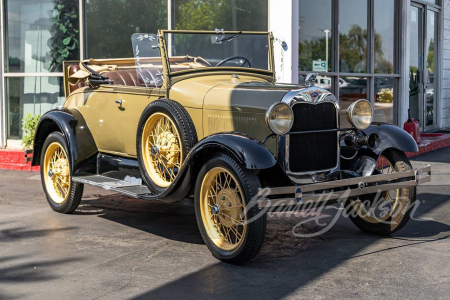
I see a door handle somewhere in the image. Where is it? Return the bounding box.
[115,99,123,108]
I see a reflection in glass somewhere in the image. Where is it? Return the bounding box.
[426,10,437,126]
[174,0,268,31]
[167,33,270,71]
[339,77,368,127]
[374,0,395,73]
[86,0,167,58]
[298,0,332,72]
[339,0,368,73]
[409,6,421,124]
[374,77,394,123]
[5,0,79,72]
[7,77,65,139]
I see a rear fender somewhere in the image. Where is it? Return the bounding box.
[32,108,97,175]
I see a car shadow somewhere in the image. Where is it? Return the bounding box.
[72,188,450,299]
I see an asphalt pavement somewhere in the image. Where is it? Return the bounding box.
[0,147,449,300]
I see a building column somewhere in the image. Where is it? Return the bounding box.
[398,0,411,129]
[268,0,298,84]
[0,0,5,148]
[442,0,450,129]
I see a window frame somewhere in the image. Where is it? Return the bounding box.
[1,0,83,144]
[298,0,402,125]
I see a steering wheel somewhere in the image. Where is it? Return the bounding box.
[216,56,252,67]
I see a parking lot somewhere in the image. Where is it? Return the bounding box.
[1,147,450,300]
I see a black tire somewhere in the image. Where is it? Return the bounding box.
[136,99,198,193]
[194,154,267,265]
[40,132,84,214]
[347,149,416,235]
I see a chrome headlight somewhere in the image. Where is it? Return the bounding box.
[266,103,294,135]
[346,100,373,130]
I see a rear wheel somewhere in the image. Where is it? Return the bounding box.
[195,154,266,264]
[40,132,84,213]
[347,149,416,235]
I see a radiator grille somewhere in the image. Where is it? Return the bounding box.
[288,102,338,173]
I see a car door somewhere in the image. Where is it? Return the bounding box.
[76,86,125,155]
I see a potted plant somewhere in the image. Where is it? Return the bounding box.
[21,113,41,163]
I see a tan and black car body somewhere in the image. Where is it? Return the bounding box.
[32,30,431,264]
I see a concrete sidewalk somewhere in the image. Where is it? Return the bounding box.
[0,148,449,299]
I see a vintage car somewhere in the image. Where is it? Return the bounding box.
[32,30,431,264]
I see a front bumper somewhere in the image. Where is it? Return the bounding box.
[257,165,432,208]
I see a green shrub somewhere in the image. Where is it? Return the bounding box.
[377,88,394,103]
[21,113,41,150]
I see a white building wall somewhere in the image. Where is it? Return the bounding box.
[268,0,298,84]
[443,0,450,128]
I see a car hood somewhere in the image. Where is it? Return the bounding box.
[204,81,299,113]
[169,75,300,112]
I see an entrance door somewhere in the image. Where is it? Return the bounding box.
[409,4,438,131]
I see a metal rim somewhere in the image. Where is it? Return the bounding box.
[200,167,247,251]
[43,142,71,204]
[142,112,183,188]
[350,155,402,223]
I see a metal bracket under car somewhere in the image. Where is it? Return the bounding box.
[256,165,432,209]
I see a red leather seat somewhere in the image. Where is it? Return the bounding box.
[68,64,87,93]
[103,68,163,87]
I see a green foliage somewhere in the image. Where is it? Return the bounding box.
[49,0,79,72]
[377,88,394,103]
[21,114,42,150]
[174,0,268,31]
[85,0,167,58]
[299,24,394,73]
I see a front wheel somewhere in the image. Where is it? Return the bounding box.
[195,154,266,265]
[347,149,416,235]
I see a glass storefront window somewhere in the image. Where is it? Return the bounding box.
[5,0,80,72]
[374,0,395,74]
[173,0,268,31]
[6,77,65,139]
[339,77,368,127]
[85,0,167,58]
[374,77,395,123]
[298,0,332,72]
[339,0,368,73]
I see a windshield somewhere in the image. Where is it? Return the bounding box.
[164,32,271,73]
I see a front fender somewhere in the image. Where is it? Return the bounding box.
[32,108,97,174]
[362,123,419,155]
[187,133,277,170]
[153,133,278,202]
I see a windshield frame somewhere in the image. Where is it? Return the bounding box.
[157,30,274,79]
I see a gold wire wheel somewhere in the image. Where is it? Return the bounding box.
[200,167,247,251]
[142,112,183,188]
[350,155,402,223]
[43,142,71,204]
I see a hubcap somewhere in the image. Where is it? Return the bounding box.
[210,204,220,215]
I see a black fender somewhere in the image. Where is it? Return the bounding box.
[362,123,419,156]
[186,133,278,170]
[154,133,279,202]
[32,108,98,175]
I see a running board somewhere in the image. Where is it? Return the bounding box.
[73,175,156,199]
